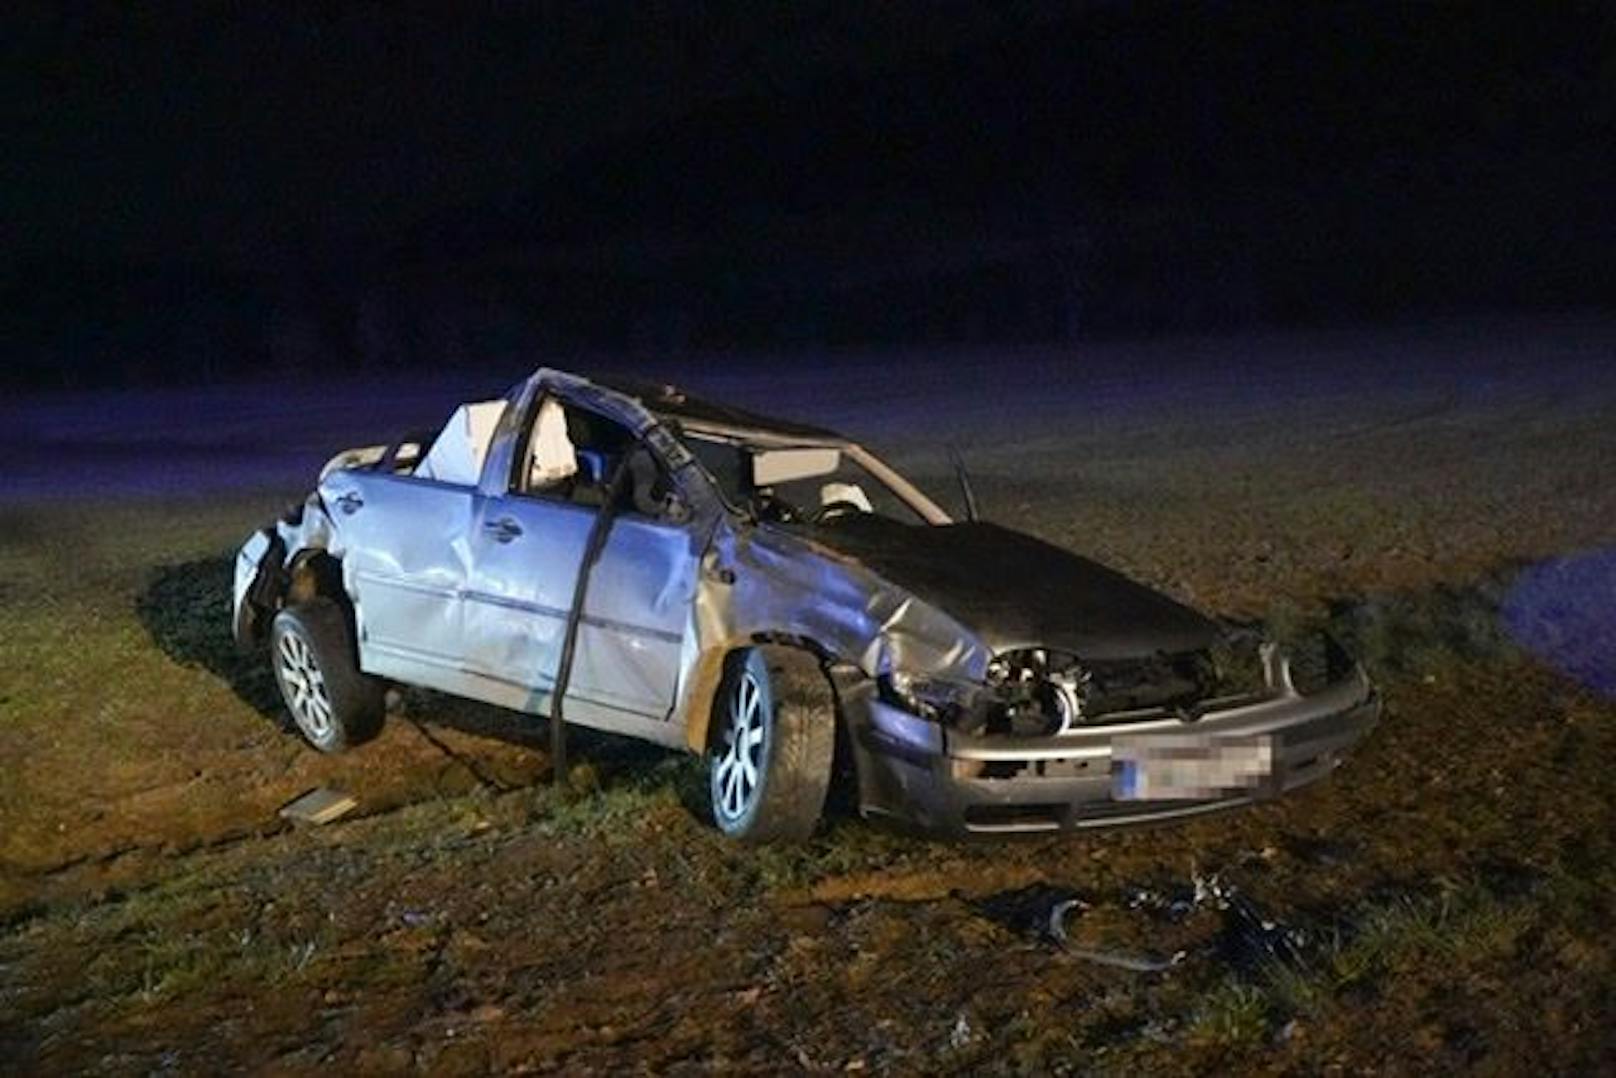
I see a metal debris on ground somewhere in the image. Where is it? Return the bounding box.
[1047,898,1188,973]
[1218,889,1312,973]
[1154,870,1312,973]
[278,786,358,825]
[982,869,1312,976]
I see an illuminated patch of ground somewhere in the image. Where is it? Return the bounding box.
[4,332,1616,1070]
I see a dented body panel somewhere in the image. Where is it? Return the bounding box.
[234,367,1379,835]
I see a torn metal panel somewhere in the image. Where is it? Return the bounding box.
[678,513,994,753]
[1049,897,1187,972]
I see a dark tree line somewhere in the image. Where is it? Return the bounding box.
[6,153,1610,392]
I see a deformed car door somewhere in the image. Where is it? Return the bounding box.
[460,401,702,730]
[460,493,589,708]
[322,466,474,690]
[567,510,702,719]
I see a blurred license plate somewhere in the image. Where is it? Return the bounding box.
[1111,734,1275,801]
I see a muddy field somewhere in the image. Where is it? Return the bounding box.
[3,319,1616,1073]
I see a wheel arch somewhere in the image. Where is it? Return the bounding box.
[238,542,353,649]
[682,632,841,754]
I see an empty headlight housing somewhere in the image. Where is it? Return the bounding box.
[877,670,985,723]
[1280,631,1357,695]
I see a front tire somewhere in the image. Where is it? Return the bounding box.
[269,598,385,752]
[708,646,836,842]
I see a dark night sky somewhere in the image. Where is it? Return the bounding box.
[10,4,1077,264]
[5,2,1613,385]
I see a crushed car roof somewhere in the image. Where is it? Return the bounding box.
[590,374,847,443]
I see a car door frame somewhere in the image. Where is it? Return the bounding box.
[457,372,717,747]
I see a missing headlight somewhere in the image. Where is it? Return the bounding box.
[1208,627,1272,698]
[987,646,1243,731]
[1281,631,1357,695]
[878,670,988,725]
[984,649,1082,736]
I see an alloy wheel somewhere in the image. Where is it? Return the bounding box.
[277,630,334,741]
[713,668,766,822]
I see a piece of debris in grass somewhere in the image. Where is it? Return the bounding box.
[279,787,358,825]
[1048,898,1188,973]
[1185,871,1312,973]
[949,1012,974,1049]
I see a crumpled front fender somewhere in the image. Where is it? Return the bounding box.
[679,519,992,751]
[230,494,338,649]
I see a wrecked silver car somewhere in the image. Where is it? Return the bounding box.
[233,368,1379,839]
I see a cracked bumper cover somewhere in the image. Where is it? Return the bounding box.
[844,666,1381,835]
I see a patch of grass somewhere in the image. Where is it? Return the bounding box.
[136,556,281,716]
[1327,882,1532,982]
[746,823,930,893]
[993,1007,1089,1071]
[1187,981,1269,1049]
[1183,878,1538,1050]
[528,755,706,841]
[1257,957,1327,1018]
[127,924,320,1002]
[1319,573,1518,679]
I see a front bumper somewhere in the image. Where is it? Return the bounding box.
[844,666,1380,835]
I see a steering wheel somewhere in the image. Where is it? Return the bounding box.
[806,499,867,525]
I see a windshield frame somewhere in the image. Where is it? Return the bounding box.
[674,421,953,526]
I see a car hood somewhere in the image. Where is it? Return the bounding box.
[803,518,1220,661]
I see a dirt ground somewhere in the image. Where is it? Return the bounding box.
[4,320,1616,1073]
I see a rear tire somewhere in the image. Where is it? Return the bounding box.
[269,598,385,752]
[708,646,836,842]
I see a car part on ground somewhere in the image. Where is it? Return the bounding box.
[976,871,1310,976]
[1048,897,1189,972]
[277,786,360,826]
